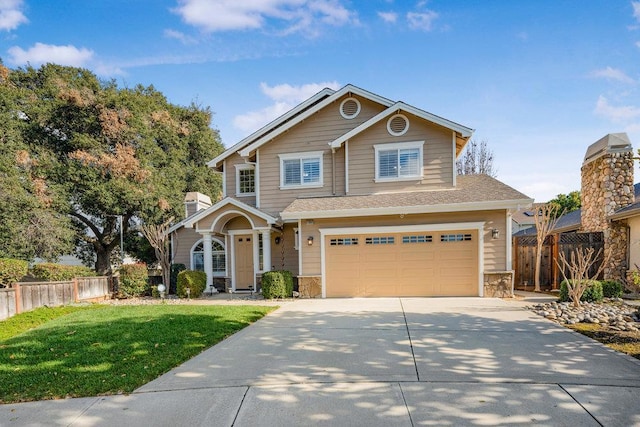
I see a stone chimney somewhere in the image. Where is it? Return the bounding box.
[184,192,212,219]
[580,133,634,280]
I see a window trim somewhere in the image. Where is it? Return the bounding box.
[191,238,226,277]
[278,151,324,189]
[235,164,256,197]
[373,141,424,183]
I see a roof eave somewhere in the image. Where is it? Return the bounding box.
[280,198,533,221]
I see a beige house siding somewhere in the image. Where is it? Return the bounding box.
[300,210,507,276]
[256,95,386,214]
[224,153,257,207]
[270,223,299,275]
[347,114,454,195]
[195,203,269,232]
[171,227,203,269]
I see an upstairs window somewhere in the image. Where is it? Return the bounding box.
[235,164,255,196]
[374,141,424,182]
[279,151,324,189]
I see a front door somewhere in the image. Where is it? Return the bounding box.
[234,234,254,290]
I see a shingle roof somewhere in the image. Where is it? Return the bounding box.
[281,174,532,220]
[511,203,546,225]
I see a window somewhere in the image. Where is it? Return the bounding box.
[374,141,423,181]
[235,164,255,196]
[402,235,433,243]
[365,236,395,245]
[192,239,226,276]
[330,237,359,246]
[440,234,472,242]
[279,151,323,188]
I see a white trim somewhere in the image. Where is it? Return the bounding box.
[207,87,336,168]
[374,141,424,182]
[255,149,261,208]
[234,163,256,197]
[339,97,361,119]
[190,237,226,277]
[345,140,349,194]
[222,160,227,198]
[281,198,534,221]
[386,113,409,136]
[297,220,303,275]
[330,101,473,150]
[184,197,278,229]
[207,209,257,233]
[506,211,513,271]
[452,132,457,187]
[279,151,324,189]
[319,222,485,299]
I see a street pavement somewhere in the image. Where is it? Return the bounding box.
[2,296,640,426]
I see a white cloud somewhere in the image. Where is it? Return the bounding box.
[594,95,640,122]
[407,10,438,31]
[172,0,357,36]
[7,43,94,67]
[233,81,340,133]
[590,66,636,84]
[0,0,27,31]
[378,11,397,23]
[633,1,640,22]
[164,29,197,44]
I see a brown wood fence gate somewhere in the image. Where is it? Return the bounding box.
[513,231,604,290]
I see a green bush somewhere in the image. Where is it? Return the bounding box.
[118,263,149,298]
[170,263,186,294]
[262,270,293,299]
[559,280,603,303]
[601,280,623,298]
[31,263,96,281]
[0,258,28,287]
[177,270,206,298]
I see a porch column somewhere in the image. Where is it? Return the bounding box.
[261,229,272,272]
[202,233,218,294]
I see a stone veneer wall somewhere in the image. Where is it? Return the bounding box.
[580,151,634,281]
[483,271,514,298]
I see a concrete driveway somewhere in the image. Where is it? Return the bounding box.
[3,297,640,426]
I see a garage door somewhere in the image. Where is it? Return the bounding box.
[325,229,479,297]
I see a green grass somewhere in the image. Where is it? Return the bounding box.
[0,304,276,403]
[568,323,640,360]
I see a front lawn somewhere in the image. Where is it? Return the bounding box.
[0,304,276,403]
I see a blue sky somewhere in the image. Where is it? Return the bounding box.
[1,0,639,202]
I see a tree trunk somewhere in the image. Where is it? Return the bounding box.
[95,246,112,276]
[534,244,542,292]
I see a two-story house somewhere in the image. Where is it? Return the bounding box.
[170,84,532,298]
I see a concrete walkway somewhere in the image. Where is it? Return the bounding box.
[3,297,640,426]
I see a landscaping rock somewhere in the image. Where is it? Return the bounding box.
[529,299,640,331]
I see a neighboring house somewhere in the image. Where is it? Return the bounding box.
[170,84,533,298]
[511,203,545,234]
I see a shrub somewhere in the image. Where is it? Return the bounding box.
[601,280,623,298]
[559,279,603,303]
[118,263,149,298]
[0,258,28,287]
[170,263,186,294]
[262,270,293,299]
[177,270,206,298]
[31,263,96,281]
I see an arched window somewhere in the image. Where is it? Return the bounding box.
[191,239,226,276]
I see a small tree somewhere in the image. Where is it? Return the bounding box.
[533,203,562,292]
[556,247,609,307]
[140,216,173,292]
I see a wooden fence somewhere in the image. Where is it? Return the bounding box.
[513,232,604,289]
[0,276,109,321]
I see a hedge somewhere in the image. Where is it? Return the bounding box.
[31,263,96,282]
[601,280,623,298]
[559,280,603,303]
[177,270,206,298]
[0,258,28,287]
[170,263,186,295]
[262,270,293,299]
[118,263,149,298]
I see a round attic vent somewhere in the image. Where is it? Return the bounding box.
[340,97,361,119]
[387,114,409,136]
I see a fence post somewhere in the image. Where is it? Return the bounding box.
[73,278,79,303]
[14,282,22,315]
[552,233,560,289]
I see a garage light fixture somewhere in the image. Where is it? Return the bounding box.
[307,236,314,246]
[492,228,500,239]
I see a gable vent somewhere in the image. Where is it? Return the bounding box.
[387,114,409,136]
[340,97,361,119]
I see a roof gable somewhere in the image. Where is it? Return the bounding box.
[182,197,279,229]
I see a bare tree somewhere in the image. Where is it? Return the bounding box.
[456,139,497,177]
[556,247,609,307]
[140,217,174,291]
[533,204,562,292]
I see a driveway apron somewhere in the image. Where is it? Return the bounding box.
[3,297,640,426]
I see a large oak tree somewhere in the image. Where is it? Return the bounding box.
[0,63,223,273]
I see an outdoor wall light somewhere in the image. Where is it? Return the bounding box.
[492,228,500,239]
[307,236,314,246]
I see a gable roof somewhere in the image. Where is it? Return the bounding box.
[182,197,279,229]
[511,203,546,225]
[208,84,473,169]
[281,174,532,220]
